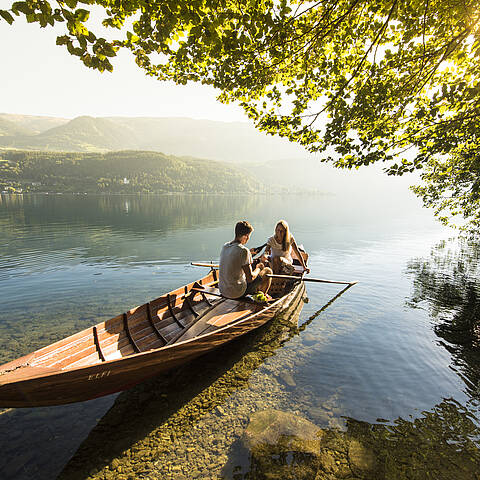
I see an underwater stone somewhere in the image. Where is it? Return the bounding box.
[244,409,323,455]
[278,371,296,387]
[317,449,337,473]
[347,438,376,474]
[309,406,333,424]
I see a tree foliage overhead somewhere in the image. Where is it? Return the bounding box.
[3,0,480,227]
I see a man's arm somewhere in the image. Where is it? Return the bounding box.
[242,262,264,283]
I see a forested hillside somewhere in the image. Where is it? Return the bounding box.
[0,150,262,194]
[0,114,305,162]
[0,114,68,135]
[0,117,33,137]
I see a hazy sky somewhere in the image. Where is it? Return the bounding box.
[0,17,247,121]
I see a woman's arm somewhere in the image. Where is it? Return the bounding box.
[292,238,308,270]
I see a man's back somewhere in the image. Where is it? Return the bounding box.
[219,240,252,299]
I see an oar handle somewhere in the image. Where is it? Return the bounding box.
[191,262,219,268]
[266,274,357,285]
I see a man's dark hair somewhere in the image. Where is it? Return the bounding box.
[235,220,253,237]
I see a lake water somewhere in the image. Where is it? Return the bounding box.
[0,192,479,479]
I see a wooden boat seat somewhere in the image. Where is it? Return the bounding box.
[191,286,272,304]
[171,298,255,344]
[191,286,223,297]
[293,264,304,274]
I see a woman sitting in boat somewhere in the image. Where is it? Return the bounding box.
[264,220,308,274]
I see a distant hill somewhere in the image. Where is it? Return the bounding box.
[0,150,263,194]
[0,114,68,135]
[106,117,305,163]
[0,114,306,163]
[33,116,138,151]
[0,116,133,152]
[0,117,34,137]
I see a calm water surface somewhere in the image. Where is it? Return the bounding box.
[0,192,479,479]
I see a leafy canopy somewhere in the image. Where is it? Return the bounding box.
[3,0,480,228]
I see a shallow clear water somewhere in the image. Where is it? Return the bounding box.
[0,192,479,479]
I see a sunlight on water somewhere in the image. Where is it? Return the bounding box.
[0,193,479,479]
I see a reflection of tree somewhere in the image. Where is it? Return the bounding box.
[0,194,268,264]
[245,398,480,480]
[0,193,265,233]
[344,398,480,480]
[406,238,480,397]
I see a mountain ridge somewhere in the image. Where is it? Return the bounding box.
[0,114,306,163]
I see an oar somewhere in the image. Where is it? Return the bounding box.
[266,274,357,286]
[191,244,265,268]
[191,264,356,286]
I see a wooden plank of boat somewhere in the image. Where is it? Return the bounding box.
[0,266,307,408]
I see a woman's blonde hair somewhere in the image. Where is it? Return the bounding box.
[276,220,292,252]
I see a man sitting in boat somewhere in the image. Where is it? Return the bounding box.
[264,220,308,274]
[219,221,272,299]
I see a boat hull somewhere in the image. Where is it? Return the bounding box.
[0,281,304,407]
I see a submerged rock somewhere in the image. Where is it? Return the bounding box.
[278,371,296,388]
[244,409,323,454]
[243,409,323,479]
[348,438,376,475]
[243,409,379,480]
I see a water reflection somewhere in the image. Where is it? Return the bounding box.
[0,396,115,480]
[56,278,480,480]
[406,238,480,399]
[0,194,262,232]
[0,191,436,269]
[0,194,265,269]
[241,398,480,480]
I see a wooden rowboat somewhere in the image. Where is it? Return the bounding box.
[0,262,307,408]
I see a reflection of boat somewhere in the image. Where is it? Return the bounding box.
[0,258,308,407]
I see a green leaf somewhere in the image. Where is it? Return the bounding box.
[102,43,117,57]
[75,9,89,22]
[56,35,69,46]
[0,10,14,24]
[63,0,78,9]
[11,2,31,15]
